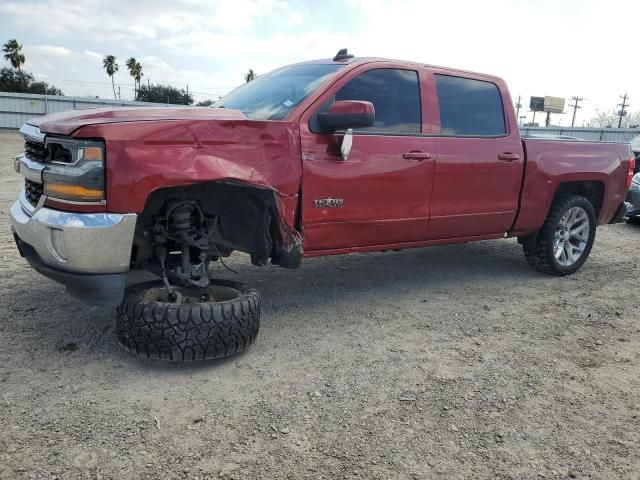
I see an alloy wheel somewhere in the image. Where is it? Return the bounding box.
[553,206,590,267]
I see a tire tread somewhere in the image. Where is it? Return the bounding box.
[522,194,596,276]
[115,280,260,361]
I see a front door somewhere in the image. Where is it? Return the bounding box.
[299,67,436,252]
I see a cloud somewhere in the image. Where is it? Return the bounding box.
[1,0,639,123]
[83,51,103,60]
[0,0,299,39]
[26,45,73,57]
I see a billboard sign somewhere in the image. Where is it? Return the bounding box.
[530,96,565,113]
[530,96,545,112]
[544,96,565,113]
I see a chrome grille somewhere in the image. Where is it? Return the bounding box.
[24,179,43,207]
[24,140,48,163]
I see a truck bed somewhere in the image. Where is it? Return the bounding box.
[513,137,633,235]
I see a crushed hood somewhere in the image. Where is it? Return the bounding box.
[29,107,246,136]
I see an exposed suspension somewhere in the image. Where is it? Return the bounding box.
[152,201,215,295]
[168,203,199,241]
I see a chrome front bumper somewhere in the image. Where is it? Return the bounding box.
[10,191,137,274]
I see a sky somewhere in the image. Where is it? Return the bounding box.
[1,0,638,126]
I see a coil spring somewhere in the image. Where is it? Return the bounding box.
[169,203,194,238]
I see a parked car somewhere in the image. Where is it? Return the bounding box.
[627,172,640,224]
[632,136,640,174]
[625,136,640,224]
[10,50,635,361]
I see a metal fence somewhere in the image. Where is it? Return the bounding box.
[0,91,185,130]
[520,126,640,143]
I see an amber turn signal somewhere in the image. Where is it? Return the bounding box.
[80,147,103,162]
[44,182,104,201]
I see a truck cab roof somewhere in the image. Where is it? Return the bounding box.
[297,50,504,83]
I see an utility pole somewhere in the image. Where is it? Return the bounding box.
[568,96,583,128]
[515,95,522,119]
[617,93,629,128]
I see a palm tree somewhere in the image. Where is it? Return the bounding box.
[244,68,256,83]
[126,57,137,98]
[2,39,25,71]
[102,55,119,100]
[125,58,144,100]
[133,61,143,100]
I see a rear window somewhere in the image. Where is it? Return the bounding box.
[435,75,506,136]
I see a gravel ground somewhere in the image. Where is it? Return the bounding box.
[1,130,639,480]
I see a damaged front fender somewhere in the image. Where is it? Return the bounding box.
[135,181,303,269]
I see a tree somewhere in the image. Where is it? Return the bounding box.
[2,39,25,71]
[0,67,63,95]
[126,57,137,97]
[133,61,143,99]
[126,57,144,99]
[102,55,119,100]
[27,81,64,96]
[244,68,257,83]
[0,67,31,92]
[585,108,640,128]
[136,83,193,105]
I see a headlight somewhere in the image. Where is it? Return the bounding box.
[42,138,105,203]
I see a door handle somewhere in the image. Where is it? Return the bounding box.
[403,151,433,160]
[498,152,520,162]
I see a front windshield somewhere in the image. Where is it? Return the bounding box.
[214,64,344,120]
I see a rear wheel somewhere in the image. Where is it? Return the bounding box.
[116,279,260,361]
[521,194,596,275]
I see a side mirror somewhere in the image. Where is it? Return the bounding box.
[317,100,375,132]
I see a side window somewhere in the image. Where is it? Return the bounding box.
[435,75,506,136]
[335,68,421,134]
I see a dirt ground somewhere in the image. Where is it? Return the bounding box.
[0,130,639,480]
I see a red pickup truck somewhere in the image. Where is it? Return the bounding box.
[10,50,635,361]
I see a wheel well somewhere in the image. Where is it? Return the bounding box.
[133,181,295,268]
[553,181,604,217]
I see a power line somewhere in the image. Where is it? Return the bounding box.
[39,77,227,98]
[617,93,630,128]
[568,96,583,127]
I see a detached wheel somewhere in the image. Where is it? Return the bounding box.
[116,280,260,361]
[522,194,596,275]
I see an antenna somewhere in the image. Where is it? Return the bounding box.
[333,48,354,61]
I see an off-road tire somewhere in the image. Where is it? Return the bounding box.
[116,279,260,361]
[521,194,597,276]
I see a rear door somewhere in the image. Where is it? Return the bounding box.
[426,73,524,239]
[299,65,436,251]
